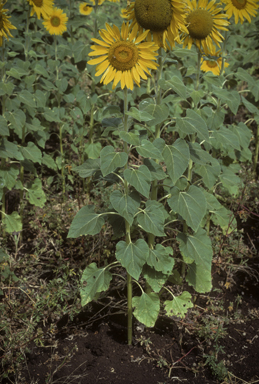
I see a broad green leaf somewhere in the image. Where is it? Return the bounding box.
[124,165,152,198]
[186,262,212,293]
[44,108,62,122]
[2,212,22,233]
[176,110,209,142]
[0,116,9,136]
[229,122,252,150]
[190,90,204,106]
[137,200,167,237]
[177,227,212,272]
[159,76,188,99]
[168,186,206,231]
[119,131,140,146]
[162,139,190,184]
[42,153,57,170]
[194,160,221,189]
[143,158,167,181]
[5,109,26,138]
[142,103,169,126]
[84,142,102,159]
[142,265,168,293]
[210,126,240,151]
[20,142,42,164]
[211,206,236,234]
[241,95,259,115]
[132,292,160,327]
[73,159,100,178]
[147,244,174,274]
[100,146,128,177]
[0,81,14,96]
[0,166,19,189]
[6,66,29,79]
[115,239,149,280]
[110,190,140,226]
[219,166,241,196]
[80,263,112,306]
[126,107,153,122]
[26,178,46,208]
[189,142,217,165]
[164,291,193,318]
[136,139,163,160]
[68,205,105,238]
[0,139,24,160]
[212,87,240,115]
[34,63,49,78]
[18,90,36,108]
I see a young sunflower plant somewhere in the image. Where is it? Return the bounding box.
[122,0,188,50]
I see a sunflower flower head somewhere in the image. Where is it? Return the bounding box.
[27,0,54,19]
[43,7,68,35]
[88,22,159,90]
[200,46,229,75]
[79,3,93,15]
[89,0,106,5]
[122,0,188,50]
[182,0,229,55]
[222,0,259,24]
[0,1,16,41]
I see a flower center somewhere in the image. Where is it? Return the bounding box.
[206,60,218,68]
[134,0,173,33]
[51,16,61,27]
[108,41,139,71]
[32,0,43,7]
[231,0,247,9]
[187,9,214,39]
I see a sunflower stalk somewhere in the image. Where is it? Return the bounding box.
[1,39,6,238]
[123,88,133,346]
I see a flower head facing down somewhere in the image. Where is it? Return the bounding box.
[222,0,259,24]
[122,0,188,50]
[88,22,159,90]
[27,0,54,19]
[79,3,93,15]
[43,7,68,35]
[200,46,229,75]
[181,0,229,54]
[0,2,17,41]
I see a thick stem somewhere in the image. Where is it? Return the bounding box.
[196,50,201,91]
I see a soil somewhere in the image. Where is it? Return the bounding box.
[9,252,259,384]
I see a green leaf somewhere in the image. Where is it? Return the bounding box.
[189,142,217,165]
[132,292,160,327]
[85,142,102,159]
[68,205,105,238]
[100,146,128,177]
[5,110,26,137]
[219,166,241,196]
[136,139,163,160]
[162,139,190,184]
[143,158,167,181]
[34,63,49,78]
[164,292,193,318]
[2,212,22,233]
[142,103,169,126]
[0,138,23,160]
[0,166,19,189]
[42,153,57,170]
[147,244,174,274]
[212,88,240,115]
[176,110,209,142]
[142,265,169,293]
[115,239,149,280]
[159,76,188,99]
[137,200,167,237]
[210,126,240,151]
[26,178,46,208]
[0,116,9,136]
[18,90,36,108]
[0,82,14,96]
[119,131,140,146]
[73,159,100,178]
[194,160,221,189]
[186,262,212,293]
[43,108,62,122]
[110,190,140,226]
[241,95,259,115]
[168,186,206,231]
[20,142,42,164]
[80,263,112,306]
[126,107,153,122]
[124,165,152,198]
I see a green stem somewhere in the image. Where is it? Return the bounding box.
[54,35,59,80]
[25,6,30,61]
[253,123,259,174]
[1,40,6,238]
[196,49,201,91]
[122,87,133,345]
[19,123,26,243]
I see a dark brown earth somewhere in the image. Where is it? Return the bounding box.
[13,252,259,384]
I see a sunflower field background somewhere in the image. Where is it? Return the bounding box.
[1,0,259,383]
